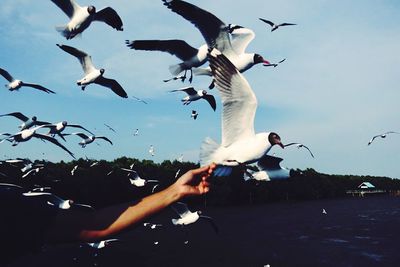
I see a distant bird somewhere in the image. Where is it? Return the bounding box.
[284,142,315,158]
[0,68,55,94]
[131,95,148,104]
[0,125,75,158]
[70,164,79,176]
[30,187,52,193]
[120,168,159,187]
[191,110,198,120]
[126,39,208,83]
[171,202,218,233]
[143,222,163,230]
[87,239,119,249]
[22,192,93,210]
[175,169,181,179]
[177,154,184,163]
[56,44,128,98]
[50,0,123,40]
[43,121,94,141]
[170,87,216,111]
[89,161,99,167]
[21,166,44,179]
[200,49,284,177]
[322,208,328,215]
[0,112,50,130]
[162,0,270,76]
[149,145,155,156]
[244,155,290,182]
[259,18,296,32]
[104,123,116,133]
[68,132,113,147]
[367,131,400,145]
[133,128,139,136]
[263,58,286,68]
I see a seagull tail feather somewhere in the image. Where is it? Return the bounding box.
[171,218,179,225]
[200,137,219,166]
[192,67,212,76]
[168,63,185,76]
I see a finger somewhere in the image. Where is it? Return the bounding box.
[191,165,212,176]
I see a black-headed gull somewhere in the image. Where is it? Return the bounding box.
[367,131,400,145]
[51,0,123,40]
[171,202,218,233]
[244,155,290,182]
[0,112,50,130]
[170,86,216,111]
[0,68,55,94]
[162,0,270,75]
[200,49,284,177]
[143,222,163,229]
[126,39,208,83]
[259,18,296,32]
[22,192,93,210]
[0,125,75,158]
[284,142,315,158]
[43,121,94,141]
[120,168,159,187]
[68,132,113,147]
[87,239,119,249]
[191,110,198,120]
[56,44,128,98]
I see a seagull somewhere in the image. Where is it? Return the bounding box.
[42,121,94,141]
[71,164,79,176]
[120,169,159,187]
[0,67,55,94]
[264,58,286,68]
[133,128,139,136]
[104,123,116,133]
[0,112,50,130]
[177,154,184,163]
[162,0,270,76]
[143,223,163,230]
[56,44,128,98]
[126,39,208,83]
[200,49,284,177]
[367,131,400,145]
[149,145,155,156]
[322,208,328,215]
[284,142,315,158]
[131,95,148,104]
[0,125,75,158]
[191,110,198,120]
[244,155,290,182]
[87,239,119,249]
[67,132,113,147]
[171,202,218,233]
[50,0,123,40]
[259,18,297,32]
[175,169,181,179]
[22,192,93,210]
[170,87,216,111]
[21,166,44,179]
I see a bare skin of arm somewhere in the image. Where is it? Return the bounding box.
[44,163,216,243]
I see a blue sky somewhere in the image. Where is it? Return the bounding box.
[0,0,400,178]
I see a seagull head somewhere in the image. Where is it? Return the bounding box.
[62,121,68,126]
[268,132,284,149]
[197,210,202,215]
[200,90,207,96]
[100,68,105,75]
[87,6,96,14]
[31,116,37,122]
[253,54,270,65]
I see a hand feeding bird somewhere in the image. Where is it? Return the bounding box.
[0,68,55,94]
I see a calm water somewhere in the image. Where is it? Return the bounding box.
[10,195,400,267]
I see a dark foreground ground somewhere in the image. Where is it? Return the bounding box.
[9,195,400,267]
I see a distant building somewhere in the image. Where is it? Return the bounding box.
[358,182,375,189]
[347,181,385,197]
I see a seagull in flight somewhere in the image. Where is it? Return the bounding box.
[263,58,286,68]
[56,44,128,98]
[42,121,94,141]
[50,0,123,40]
[149,145,155,156]
[200,49,284,177]
[368,131,400,145]
[0,68,55,94]
[126,39,208,83]
[284,142,315,158]
[104,123,116,133]
[259,18,297,32]
[120,168,159,187]
[87,239,119,249]
[133,128,139,136]
[191,110,198,120]
[131,95,148,104]
[170,87,216,111]
[0,112,50,130]
[171,202,218,233]
[67,132,113,148]
[23,192,92,210]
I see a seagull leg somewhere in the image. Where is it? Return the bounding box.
[188,69,193,83]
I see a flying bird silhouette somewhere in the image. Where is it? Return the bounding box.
[259,18,296,32]
[0,112,50,130]
[0,68,55,94]
[67,132,113,147]
[170,87,216,111]
[56,44,128,98]
[368,131,400,145]
[171,202,218,233]
[284,142,315,158]
[51,0,123,39]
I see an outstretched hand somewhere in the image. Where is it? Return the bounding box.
[173,163,216,197]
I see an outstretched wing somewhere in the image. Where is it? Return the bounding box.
[93,7,123,31]
[33,133,75,158]
[50,0,81,18]
[208,49,257,147]
[230,26,255,55]
[257,154,284,171]
[94,76,128,98]
[56,44,96,74]
[20,82,56,94]
[96,136,113,145]
[67,124,94,135]
[259,18,275,27]
[171,202,190,218]
[170,86,197,96]
[203,94,216,111]
[0,112,29,122]
[126,39,198,61]
[0,68,14,82]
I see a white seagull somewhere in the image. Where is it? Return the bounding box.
[51,0,123,40]
[191,110,198,120]
[43,121,94,141]
[22,192,93,210]
[0,125,75,158]
[162,0,270,76]
[200,49,284,177]
[171,202,218,233]
[120,168,159,187]
[367,131,400,145]
[126,39,208,83]
[259,18,297,32]
[244,155,290,182]
[56,44,128,98]
[284,142,315,158]
[0,112,50,130]
[87,239,119,249]
[0,68,55,94]
[170,87,216,111]
[68,132,113,148]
